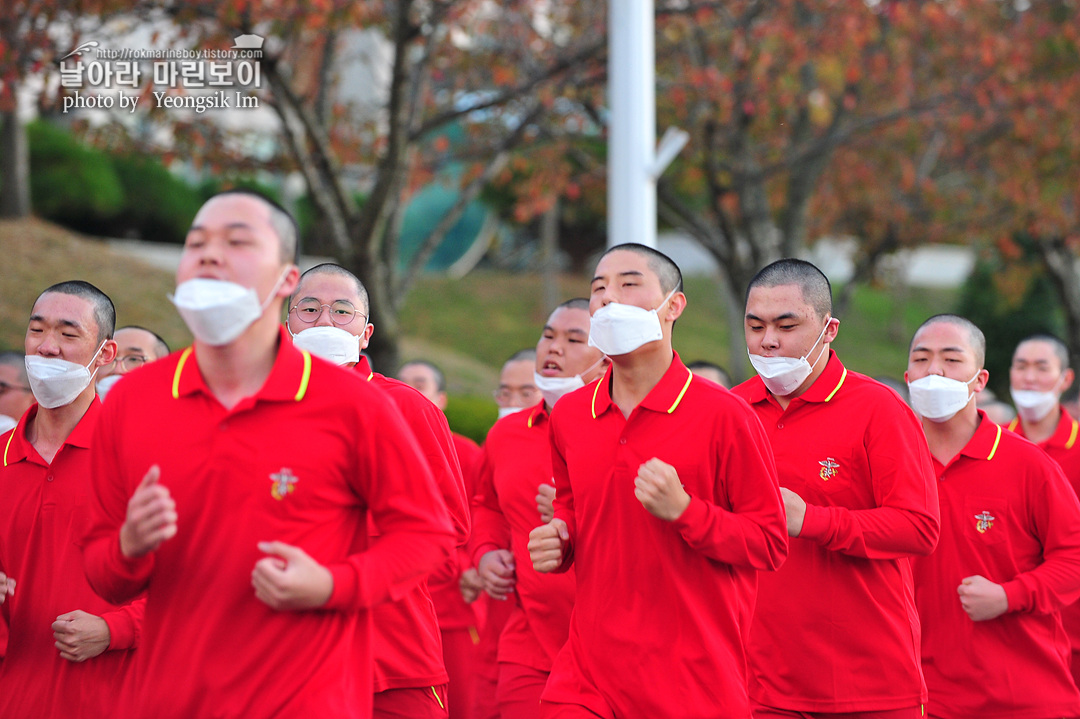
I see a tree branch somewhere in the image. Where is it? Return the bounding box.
[397,104,542,300]
[410,39,605,140]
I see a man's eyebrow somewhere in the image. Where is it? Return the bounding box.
[591,270,645,283]
[910,345,966,354]
[29,314,84,331]
[188,221,255,233]
[745,312,800,322]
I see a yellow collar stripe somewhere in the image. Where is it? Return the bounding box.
[824,367,847,402]
[172,347,193,399]
[591,377,603,419]
[1067,419,1079,450]
[986,424,1002,461]
[1007,417,1020,432]
[2,422,16,467]
[666,367,693,414]
[294,351,312,401]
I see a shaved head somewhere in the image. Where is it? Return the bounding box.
[597,243,683,294]
[911,314,986,368]
[747,259,832,319]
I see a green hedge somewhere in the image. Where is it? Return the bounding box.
[107,153,203,243]
[444,394,499,444]
[28,121,125,229]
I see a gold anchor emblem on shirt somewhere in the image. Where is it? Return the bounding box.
[974,510,995,534]
[818,458,839,481]
[270,468,298,501]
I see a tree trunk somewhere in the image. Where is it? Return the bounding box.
[1034,236,1080,372]
[716,270,748,383]
[0,108,31,219]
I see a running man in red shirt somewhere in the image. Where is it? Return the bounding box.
[286,263,469,718]
[399,358,486,719]
[732,259,939,719]
[1007,334,1080,684]
[473,298,607,719]
[471,349,540,719]
[529,243,788,719]
[0,281,141,719]
[907,314,1080,718]
[82,190,456,719]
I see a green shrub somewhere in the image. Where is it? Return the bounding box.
[956,235,1063,398]
[28,120,124,230]
[107,154,203,243]
[445,394,498,444]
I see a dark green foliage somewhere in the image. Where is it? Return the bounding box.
[956,236,1063,397]
[106,154,203,243]
[28,120,124,230]
[444,394,498,444]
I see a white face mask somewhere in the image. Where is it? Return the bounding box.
[289,325,361,366]
[748,320,831,397]
[497,406,526,420]
[1011,377,1063,423]
[587,288,678,357]
[25,340,106,409]
[170,268,289,347]
[0,415,17,435]
[96,374,124,401]
[533,357,606,408]
[908,371,979,423]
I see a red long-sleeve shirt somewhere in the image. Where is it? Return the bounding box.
[353,356,470,692]
[430,432,484,631]
[544,353,787,719]
[916,411,1080,717]
[471,402,576,671]
[731,353,940,713]
[0,401,141,719]
[83,334,455,719]
[1007,405,1080,667]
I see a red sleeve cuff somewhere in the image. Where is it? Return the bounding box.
[671,494,707,534]
[798,503,831,541]
[102,608,137,650]
[1002,577,1032,614]
[324,562,362,611]
[471,542,503,569]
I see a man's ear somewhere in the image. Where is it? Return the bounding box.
[96,339,118,367]
[664,292,687,323]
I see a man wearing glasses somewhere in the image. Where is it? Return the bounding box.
[493,349,540,419]
[286,263,469,719]
[0,351,35,434]
[95,327,171,400]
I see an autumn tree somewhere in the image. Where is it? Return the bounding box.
[1,1,145,219]
[490,1,1078,376]
[71,0,604,371]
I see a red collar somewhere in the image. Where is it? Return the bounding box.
[171,326,313,403]
[588,351,694,419]
[3,398,101,467]
[958,410,1004,462]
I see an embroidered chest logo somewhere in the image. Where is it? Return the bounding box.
[270,468,298,501]
[818,457,840,481]
[974,510,995,534]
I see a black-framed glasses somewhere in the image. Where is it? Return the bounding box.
[0,380,32,396]
[290,299,364,326]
